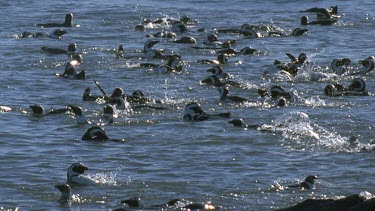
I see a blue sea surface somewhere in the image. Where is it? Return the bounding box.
[0,0,375,210]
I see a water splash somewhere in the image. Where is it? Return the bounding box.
[359,191,373,200]
[259,111,356,151]
[86,171,119,186]
[304,96,327,108]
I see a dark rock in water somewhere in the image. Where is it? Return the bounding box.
[277,194,375,211]
[277,199,334,211]
[351,198,375,210]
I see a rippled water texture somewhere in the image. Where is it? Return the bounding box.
[0,0,375,210]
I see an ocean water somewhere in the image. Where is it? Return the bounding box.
[1,0,375,210]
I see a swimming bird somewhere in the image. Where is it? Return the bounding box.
[121,91,165,110]
[331,58,351,75]
[176,15,192,25]
[217,40,233,49]
[217,46,257,56]
[156,54,183,73]
[165,54,182,68]
[291,28,309,36]
[104,87,124,106]
[203,34,222,47]
[82,87,103,101]
[82,126,109,141]
[257,87,269,98]
[207,66,233,79]
[115,44,124,59]
[200,75,227,87]
[116,97,133,112]
[285,52,308,66]
[126,90,162,104]
[59,64,85,79]
[347,135,361,147]
[301,6,340,21]
[200,75,241,88]
[242,23,272,33]
[67,162,99,185]
[81,126,124,142]
[134,19,153,31]
[217,86,248,103]
[108,87,126,100]
[111,96,130,111]
[270,85,295,103]
[241,27,262,38]
[324,84,345,97]
[216,23,250,34]
[264,60,295,80]
[36,13,73,28]
[55,184,72,202]
[58,54,85,79]
[301,6,338,14]
[269,85,288,99]
[197,54,228,65]
[183,102,208,121]
[273,175,318,191]
[117,197,219,210]
[267,28,308,37]
[345,136,375,152]
[139,54,182,72]
[173,36,197,44]
[71,54,83,64]
[29,104,69,116]
[171,21,187,33]
[68,105,90,124]
[155,15,192,26]
[119,197,144,208]
[114,45,145,60]
[183,102,230,121]
[301,15,336,26]
[258,86,290,107]
[134,18,166,31]
[143,40,166,59]
[358,56,375,74]
[182,203,218,210]
[287,175,318,190]
[105,87,133,112]
[19,29,68,39]
[228,119,259,129]
[274,53,308,76]
[324,78,369,96]
[146,29,176,38]
[107,87,126,103]
[191,39,235,51]
[236,46,257,55]
[276,97,287,107]
[217,23,266,36]
[103,104,118,120]
[41,43,77,55]
[140,16,189,27]
[348,78,366,92]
